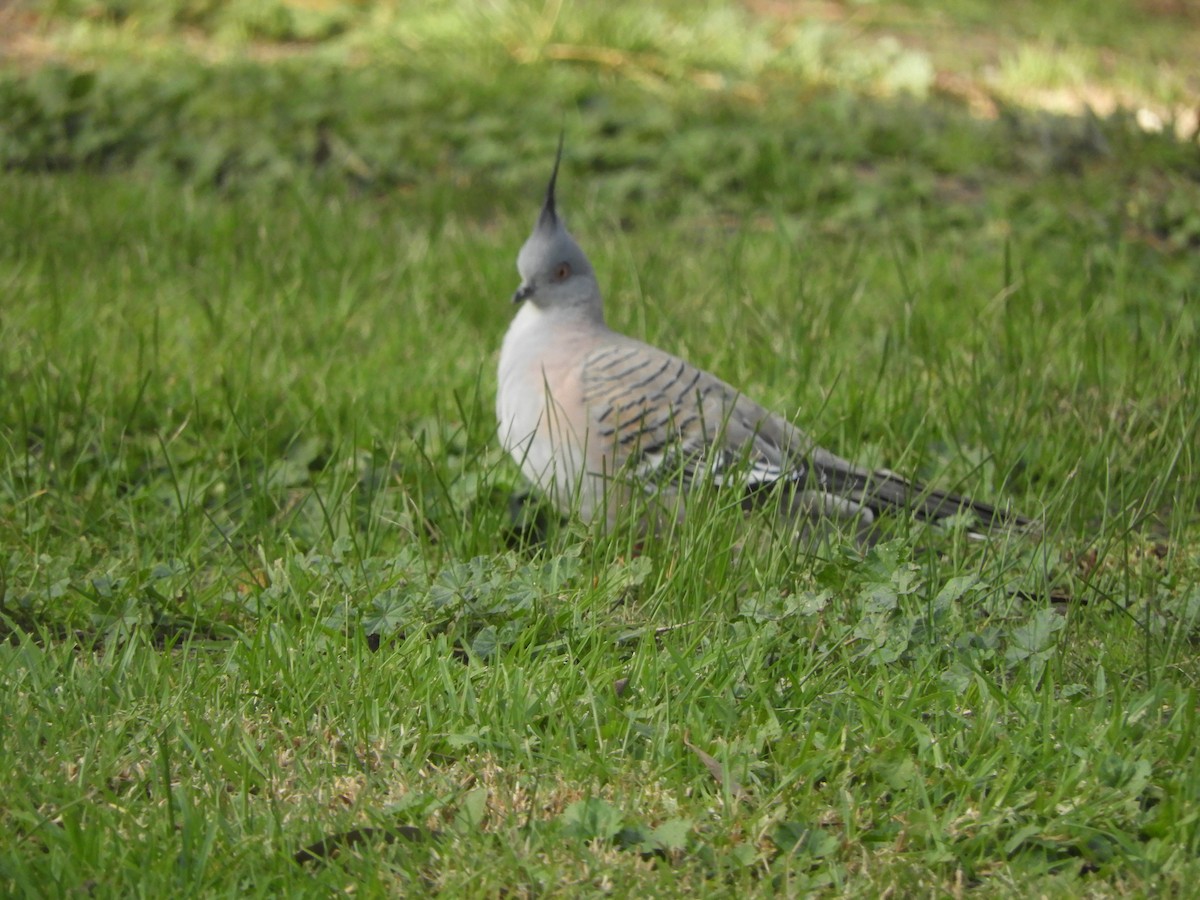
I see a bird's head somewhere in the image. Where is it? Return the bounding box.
[512,135,602,319]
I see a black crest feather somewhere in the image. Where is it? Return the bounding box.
[538,132,565,231]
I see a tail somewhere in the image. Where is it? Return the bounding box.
[796,448,1031,533]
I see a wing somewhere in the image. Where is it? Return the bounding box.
[579,337,1030,531]
[579,338,809,492]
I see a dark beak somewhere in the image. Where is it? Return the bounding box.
[512,283,534,304]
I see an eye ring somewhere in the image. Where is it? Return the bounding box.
[553,262,572,282]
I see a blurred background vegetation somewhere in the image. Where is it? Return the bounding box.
[1,0,1197,228]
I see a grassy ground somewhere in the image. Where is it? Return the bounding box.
[2,1,1200,895]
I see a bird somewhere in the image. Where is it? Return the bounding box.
[496,138,1029,542]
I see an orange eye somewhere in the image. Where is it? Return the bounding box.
[554,262,571,282]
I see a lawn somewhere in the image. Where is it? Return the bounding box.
[2,0,1199,895]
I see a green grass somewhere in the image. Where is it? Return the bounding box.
[3,0,1200,895]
